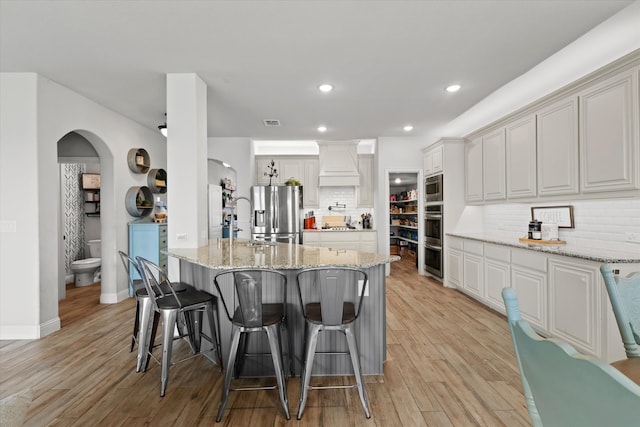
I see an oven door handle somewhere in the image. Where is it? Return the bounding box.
[424,214,442,219]
[424,242,442,251]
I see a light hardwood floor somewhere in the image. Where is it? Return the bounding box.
[0,258,531,426]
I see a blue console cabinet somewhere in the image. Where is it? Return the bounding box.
[128,220,168,281]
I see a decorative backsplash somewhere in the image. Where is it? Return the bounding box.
[307,187,375,228]
[484,198,640,252]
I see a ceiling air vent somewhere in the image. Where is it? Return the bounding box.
[263,119,281,127]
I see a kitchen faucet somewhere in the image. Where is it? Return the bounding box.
[228,196,253,243]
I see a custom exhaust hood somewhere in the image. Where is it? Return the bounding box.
[317,140,360,186]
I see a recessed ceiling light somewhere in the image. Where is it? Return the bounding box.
[446,84,461,92]
[317,125,327,132]
[394,178,402,184]
[318,83,333,93]
[403,125,414,132]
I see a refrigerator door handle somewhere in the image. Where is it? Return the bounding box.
[274,189,279,230]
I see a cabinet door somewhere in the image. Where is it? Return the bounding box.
[128,224,162,281]
[579,71,639,193]
[279,158,303,185]
[423,151,433,176]
[465,137,483,202]
[482,129,506,200]
[256,158,281,186]
[484,259,510,313]
[446,249,463,288]
[302,158,319,208]
[357,155,374,207]
[463,253,484,299]
[506,115,537,198]
[511,266,547,330]
[548,259,600,356]
[536,97,579,196]
[432,145,443,174]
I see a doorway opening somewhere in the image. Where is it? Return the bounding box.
[387,171,422,275]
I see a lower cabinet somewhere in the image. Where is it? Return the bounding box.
[462,240,484,299]
[128,220,168,281]
[302,231,378,253]
[548,258,600,356]
[445,237,635,362]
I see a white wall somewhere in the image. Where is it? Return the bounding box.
[0,73,166,339]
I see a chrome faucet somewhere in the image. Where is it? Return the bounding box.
[229,196,253,243]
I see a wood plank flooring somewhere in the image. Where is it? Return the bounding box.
[0,258,531,426]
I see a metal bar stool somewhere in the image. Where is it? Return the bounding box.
[137,256,223,396]
[213,269,292,422]
[118,251,192,372]
[295,267,371,419]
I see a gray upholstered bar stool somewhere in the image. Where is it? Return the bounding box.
[213,269,292,422]
[118,251,191,372]
[137,256,223,396]
[295,267,371,419]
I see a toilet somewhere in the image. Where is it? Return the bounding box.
[71,239,101,286]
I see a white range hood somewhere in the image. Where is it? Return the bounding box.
[317,140,360,186]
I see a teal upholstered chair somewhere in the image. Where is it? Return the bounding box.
[502,287,640,427]
[600,265,640,358]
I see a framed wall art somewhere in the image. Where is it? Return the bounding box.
[531,205,574,228]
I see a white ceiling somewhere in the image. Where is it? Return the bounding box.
[0,0,635,142]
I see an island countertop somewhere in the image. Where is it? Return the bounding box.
[164,238,399,270]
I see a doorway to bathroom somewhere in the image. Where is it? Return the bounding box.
[58,131,102,301]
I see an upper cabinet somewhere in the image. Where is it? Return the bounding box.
[463,54,639,203]
[536,96,580,196]
[423,145,443,177]
[482,128,506,201]
[256,158,281,186]
[302,157,319,208]
[357,154,374,207]
[465,137,483,203]
[506,115,537,199]
[579,70,639,193]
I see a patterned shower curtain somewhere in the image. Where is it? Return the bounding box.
[62,163,86,274]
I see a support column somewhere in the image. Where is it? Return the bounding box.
[166,74,208,257]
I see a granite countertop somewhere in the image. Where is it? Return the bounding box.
[447,233,640,263]
[165,238,399,270]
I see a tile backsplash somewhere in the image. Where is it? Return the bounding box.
[484,198,640,252]
[304,187,374,228]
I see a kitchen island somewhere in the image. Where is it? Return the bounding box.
[165,238,399,376]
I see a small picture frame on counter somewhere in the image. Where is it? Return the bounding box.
[531,205,574,228]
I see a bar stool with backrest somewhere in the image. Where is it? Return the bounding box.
[213,269,292,422]
[600,265,640,358]
[136,256,223,396]
[295,266,371,419]
[118,251,191,372]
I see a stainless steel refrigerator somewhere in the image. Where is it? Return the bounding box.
[251,185,303,244]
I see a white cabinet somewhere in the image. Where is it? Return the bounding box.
[548,259,600,356]
[579,70,639,193]
[302,158,319,208]
[536,97,580,196]
[357,155,374,207]
[483,244,511,313]
[510,249,547,331]
[302,231,378,253]
[256,158,281,186]
[506,115,537,199]
[424,144,443,177]
[482,129,506,200]
[464,137,483,202]
[446,237,464,288]
[462,240,484,299]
